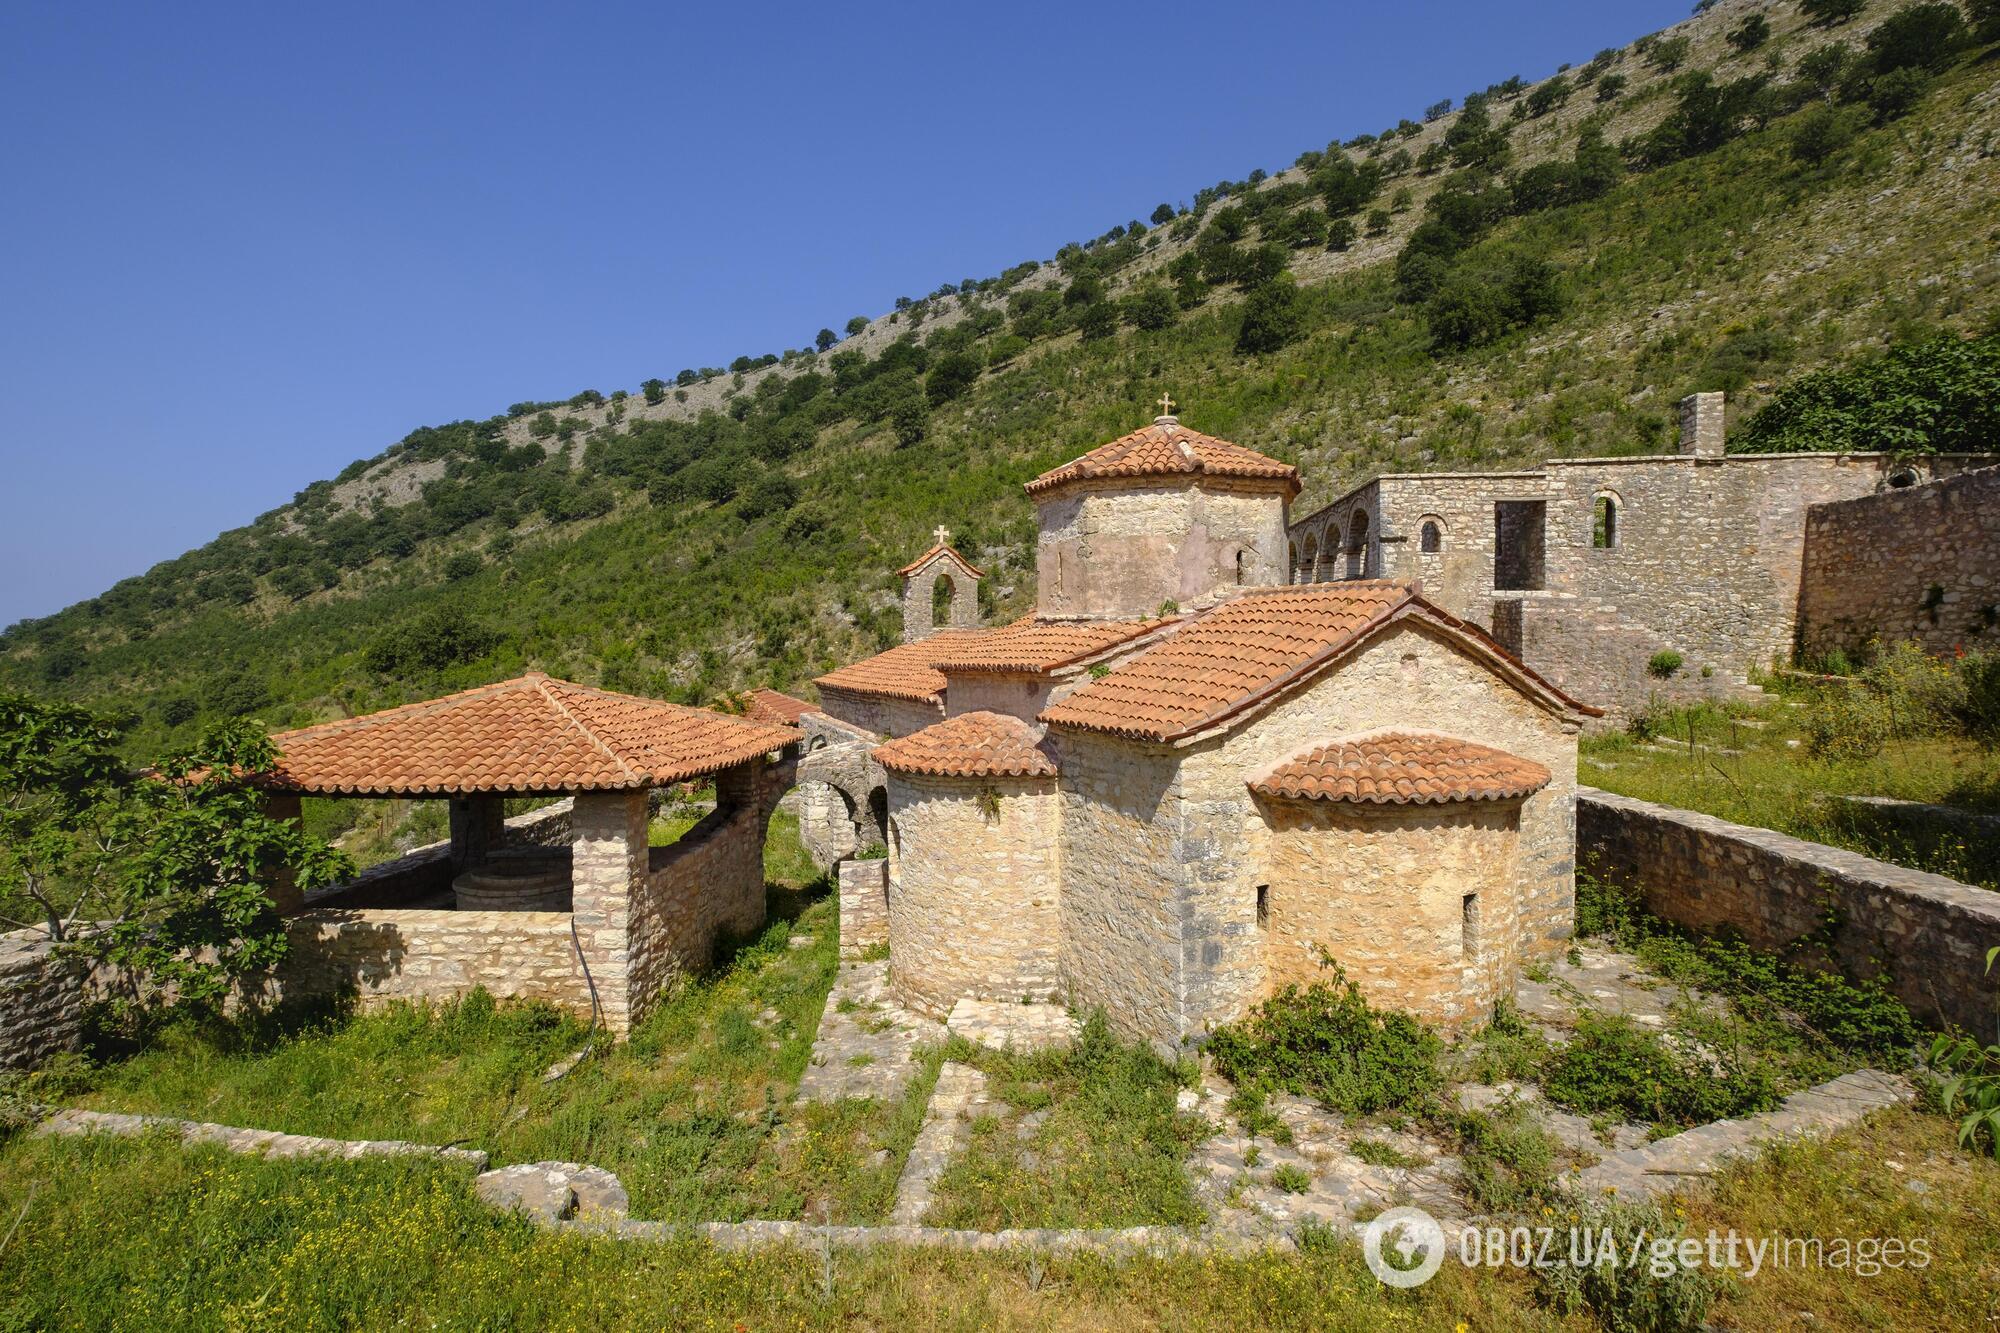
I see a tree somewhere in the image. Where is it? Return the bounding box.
[1123,283,1179,331]
[1796,43,1853,99]
[364,603,501,676]
[1801,0,1865,24]
[443,551,483,581]
[1364,208,1392,237]
[924,350,983,405]
[1150,203,1176,225]
[891,394,928,447]
[88,723,351,1011]
[1595,72,1627,102]
[1866,65,1932,120]
[1865,2,1966,73]
[1077,301,1120,342]
[1647,35,1691,72]
[845,316,869,338]
[1790,103,1858,165]
[1325,217,1357,251]
[1526,75,1572,116]
[814,327,838,352]
[0,692,129,939]
[1236,278,1304,354]
[1727,14,1770,53]
[1734,332,2000,454]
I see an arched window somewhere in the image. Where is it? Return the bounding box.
[1287,541,1299,584]
[1235,547,1252,584]
[1300,534,1319,584]
[1591,494,1619,550]
[1346,512,1370,579]
[931,572,954,623]
[1419,519,1442,555]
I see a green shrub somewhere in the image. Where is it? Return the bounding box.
[1542,1010,1781,1126]
[1801,682,1892,759]
[1646,649,1683,679]
[1956,650,2000,745]
[1269,1163,1312,1193]
[1206,962,1442,1116]
[1536,1199,1720,1333]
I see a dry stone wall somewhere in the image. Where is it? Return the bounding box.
[1578,788,2000,1034]
[278,909,593,1016]
[838,859,888,954]
[0,930,92,1070]
[1798,465,2000,660]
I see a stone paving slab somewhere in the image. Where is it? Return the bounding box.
[474,1161,630,1223]
[889,1060,994,1224]
[35,1107,489,1169]
[945,999,1079,1053]
[796,959,944,1105]
[1514,944,1701,1034]
[1571,1069,1912,1201]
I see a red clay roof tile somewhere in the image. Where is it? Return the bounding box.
[872,711,1059,780]
[265,674,794,796]
[813,630,995,704]
[1024,419,1301,499]
[735,688,816,729]
[928,616,1179,674]
[1250,731,1552,805]
[896,542,984,579]
[1040,583,1594,742]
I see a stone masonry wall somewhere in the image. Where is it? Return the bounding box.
[900,551,981,644]
[1174,621,1579,1044]
[0,929,93,1070]
[278,909,594,1018]
[1256,799,1528,1029]
[1037,479,1290,619]
[838,859,889,954]
[1578,788,2000,1034]
[629,800,770,1014]
[1798,464,2000,660]
[885,772,1062,1016]
[814,687,945,741]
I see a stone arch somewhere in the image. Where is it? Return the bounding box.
[1288,541,1300,584]
[899,543,983,643]
[1418,515,1445,555]
[1591,491,1621,549]
[1346,511,1371,579]
[1300,533,1319,585]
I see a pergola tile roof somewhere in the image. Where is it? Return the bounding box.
[1251,732,1552,805]
[873,711,1059,780]
[265,674,795,796]
[737,688,817,729]
[1040,583,1594,742]
[1025,419,1301,499]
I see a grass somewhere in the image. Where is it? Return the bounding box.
[54,814,929,1225]
[923,1016,1209,1230]
[2,1107,1993,1329]
[1582,694,2000,889]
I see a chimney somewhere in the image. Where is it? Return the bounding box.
[1678,391,1725,458]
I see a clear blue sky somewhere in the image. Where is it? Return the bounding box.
[0,0,1690,628]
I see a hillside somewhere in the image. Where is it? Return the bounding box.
[5,0,1998,755]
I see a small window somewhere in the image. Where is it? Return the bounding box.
[1419,520,1442,555]
[1255,884,1270,929]
[1592,495,1618,550]
[1235,547,1252,584]
[1461,892,1480,959]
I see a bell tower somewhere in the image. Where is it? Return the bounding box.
[898,526,984,643]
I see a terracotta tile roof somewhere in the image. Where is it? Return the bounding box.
[264,673,795,796]
[735,688,817,729]
[813,629,994,704]
[928,615,1179,674]
[1250,731,1552,805]
[896,542,984,579]
[1024,418,1301,499]
[873,711,1059,780]
[1040,582,1595,742]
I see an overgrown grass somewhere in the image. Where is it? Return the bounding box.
[1583,691,2000,889]
[924,1015,1208,1230]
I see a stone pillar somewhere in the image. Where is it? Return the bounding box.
[569,789,648,1035]
[449,794,507,873]
[262,792,305,916]
[1678,391,1725,458]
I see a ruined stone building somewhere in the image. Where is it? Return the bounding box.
[1285,391,1996,717]
[805,411,1596,1049]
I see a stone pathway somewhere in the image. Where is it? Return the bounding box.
[945,999,1078,1053]
[1514,943,1719,1036]
[1456,1081,1651,1158]
[1185,1070,1467,1239]
[1571,1069,1913,1200]
[889,1060,995,1223]
[34,1107,489,1169]
[795,958,944,1105]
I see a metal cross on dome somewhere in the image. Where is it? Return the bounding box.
[1157,392,1177,417]
[933,524,952,548]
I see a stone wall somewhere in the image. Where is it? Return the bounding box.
[814,687,944,741]
[278,909,594,1017]
[0,929,92,1071]
[838,859,888,954]
[900,550,982,643]
[1255,798,1528,1028]
[885,772,1062,1016]
[629,798,770,1010]
[1797,464,2000,660]
[1577,788,2000,1034]
[1036,479,1290,618]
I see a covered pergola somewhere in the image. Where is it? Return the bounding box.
[259,673,797,1033]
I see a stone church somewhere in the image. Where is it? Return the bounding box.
[807,407,1595,1049]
